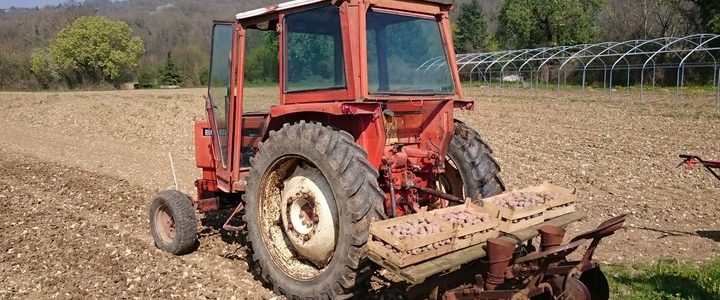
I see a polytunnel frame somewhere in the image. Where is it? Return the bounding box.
[449,34,720,106]
[600,38,677,99]
[558,40,659,94]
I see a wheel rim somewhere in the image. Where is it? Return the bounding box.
[437,155,465,202]
[154,204,176,244]
[258,156,338,280]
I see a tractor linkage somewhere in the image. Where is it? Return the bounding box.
[679,154,720,182]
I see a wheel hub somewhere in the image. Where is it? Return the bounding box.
[155,205,176,243]
[287,190,319,236]
[280,166,338,267]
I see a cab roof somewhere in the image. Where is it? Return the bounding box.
[236,0,454,20]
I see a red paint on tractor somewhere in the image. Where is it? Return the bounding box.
[193,0,464,219]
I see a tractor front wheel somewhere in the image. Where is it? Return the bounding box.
[244,121,385,299]
[149,190,198,255]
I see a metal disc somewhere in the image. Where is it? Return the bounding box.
[579,267,610,300]
[548,276,592,300]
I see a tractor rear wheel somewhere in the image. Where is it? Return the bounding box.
[149,190,198,255]
[244,121,385,299]
[440,120,505,201]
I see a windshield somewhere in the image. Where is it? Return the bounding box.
[366,11,454,95]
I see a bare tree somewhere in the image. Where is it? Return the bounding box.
[603,0,696,40]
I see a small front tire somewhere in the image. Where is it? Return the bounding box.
[149,190,198,255]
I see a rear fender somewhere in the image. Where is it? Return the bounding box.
[268,102,381,119]
[263,102,385,168]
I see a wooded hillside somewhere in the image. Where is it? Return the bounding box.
[0,0,716,90]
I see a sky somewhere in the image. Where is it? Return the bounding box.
[1,0,70,9]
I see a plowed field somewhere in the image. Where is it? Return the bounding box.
[0,87,718,298]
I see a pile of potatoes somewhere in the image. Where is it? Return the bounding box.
[535,190,560,202]
[440,208,492,228]
[387,217,442,238]
[491,191,550,209]
[379,218,452,255]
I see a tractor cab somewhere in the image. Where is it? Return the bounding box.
[198,0,467,197]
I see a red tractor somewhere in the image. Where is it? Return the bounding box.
[149,1,619,299]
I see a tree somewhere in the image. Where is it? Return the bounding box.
[159,52,183,86]
[454,0,488,53]
[244,30,279,84]
[604,0,697,40]
[496,0,605,49]
[712,14,720,33]
[137,69,156,88]
[691,0,720,33]
[30,49,58,89]
[48,16,144,87]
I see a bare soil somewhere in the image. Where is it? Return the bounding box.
[460,87,720,263]
[0,87,718,298]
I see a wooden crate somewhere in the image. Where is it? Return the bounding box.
[367,239,455,269]
[368,209,456,267]
[481,198,545,233]
[525,183,578,221]
[430,202,499,250]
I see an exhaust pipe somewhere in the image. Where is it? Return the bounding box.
[485,238,515,290]
[539,225,566,252]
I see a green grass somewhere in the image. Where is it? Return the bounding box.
[605,259,720,300]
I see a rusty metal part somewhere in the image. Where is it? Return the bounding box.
[516,215,627,266]
[538,225,566,252]
[442,284,551,300]
[572,214,627,270]
[678,154,720,182]
[548,276,591,300]
[435,215,625,300]
[222,202,246,232]
[406,183,465,204]
[570,214,626,243]
[154,204,176,243]
[196,195,242,214]
[485,238,516,291]
[579,267,610,300]
[195,197,220,213]
[442,288,518,300]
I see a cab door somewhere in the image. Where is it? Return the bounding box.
[207,21,237,191]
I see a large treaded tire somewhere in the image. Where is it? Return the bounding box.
[149,190,198,255]
[447,120,506,200]
[243,121,385,299]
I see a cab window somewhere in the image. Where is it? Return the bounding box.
[284,5,346,92]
